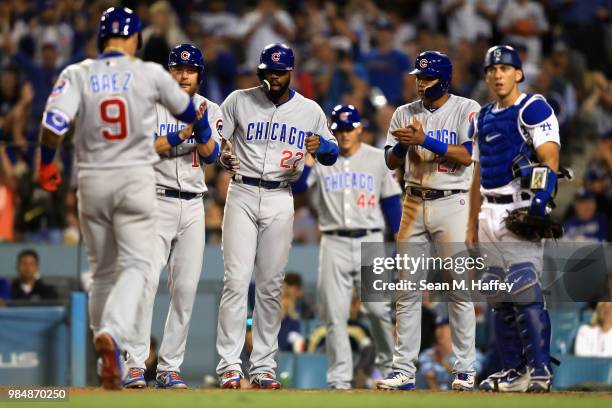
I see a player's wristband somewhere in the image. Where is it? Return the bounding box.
[166,131,183,147]
[40,144,57,165]
[391,143,408,158]
[194,127,212,144]
[200,141,219,164]
[421,136,448,156]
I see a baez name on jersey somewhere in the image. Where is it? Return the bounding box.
[323,172,375,193]
[246,121,305,149]
[89,72,132,93]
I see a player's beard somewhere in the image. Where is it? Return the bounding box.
[266,80,290,100]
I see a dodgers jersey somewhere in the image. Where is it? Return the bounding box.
[308,144,401,231]
[43,53,191,169]
[386,94,480,190]
[471,93,560,195]
[154,93,222,194]
[220,87,337,182]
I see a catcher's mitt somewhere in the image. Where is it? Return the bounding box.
[504,208,563,241]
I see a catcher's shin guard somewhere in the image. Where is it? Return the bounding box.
[514,302,552,392]
[492,303,525,371]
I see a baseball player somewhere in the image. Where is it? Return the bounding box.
[122,44,221,389]
[215,43,339,389]
[376,51,480,391]
[37,7,202,390]
[467,45,560,393]
[292,104,402,389]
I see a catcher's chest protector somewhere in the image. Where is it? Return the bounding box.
[477,94,536,189]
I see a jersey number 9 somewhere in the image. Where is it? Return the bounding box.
[100,97,128,140]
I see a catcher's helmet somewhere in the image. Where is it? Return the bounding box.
[483,45,523,82]
[258,43,294,72]
[409,51,452,100]
[330,105,361,131]
[98,7,142,52]
[168,44,205,83]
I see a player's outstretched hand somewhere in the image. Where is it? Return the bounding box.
[392,116,426,146]
[219,139,240,174]
[305,132,320,154]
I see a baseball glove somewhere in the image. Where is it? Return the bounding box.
[504,208,563,241]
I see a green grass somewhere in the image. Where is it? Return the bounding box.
[10,389,612,408]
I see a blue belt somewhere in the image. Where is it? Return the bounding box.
[232,175,289,189]
[156,188,202,200]
[323,229,381,238]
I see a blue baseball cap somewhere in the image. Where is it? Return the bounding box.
[330,105,361,131]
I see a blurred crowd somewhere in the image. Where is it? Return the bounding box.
[0,0,610,245]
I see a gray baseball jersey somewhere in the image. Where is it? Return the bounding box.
[125,93,221,373]
[154,93,222,193]
[306,143,401,388]
[220,87,337,181]
[42,52,193,356]
[43,54,191,169]
[308,144,401,231]
[216,87,337,380]
[385,94,480,190]
[379,94,479,386]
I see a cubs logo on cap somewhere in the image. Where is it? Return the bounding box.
[419,58,428,69]
[271,52,281,62]
[111,21,120,32]
[339,112,350,122]
[181,51,190,60]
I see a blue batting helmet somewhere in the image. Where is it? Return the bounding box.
[168,44,205,83]
[98,7,142,52]
[258,43,294,72]
[330,105,361,131]
[409,51,452,100]
[483,45,523,82]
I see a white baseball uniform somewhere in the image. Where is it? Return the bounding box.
[126,93,221,373]
[472,93,561,268]
[42,52,192,348]
[385,94,480,379]
[216,87,337,378]
[304,143,401,388]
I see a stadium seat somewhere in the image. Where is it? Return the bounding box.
[552,356,612,389]
[292,354,328,389]
[548,307,581,355]
[277,352,296,387]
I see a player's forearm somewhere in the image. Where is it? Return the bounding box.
[197,139,220,164]
[467,163,482,230]
[155,127,192,155]
[442,144,472,167]
[535,142,560,172]
[384,146,405,170]
[40,127,62,149]
[196,137,215,156]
